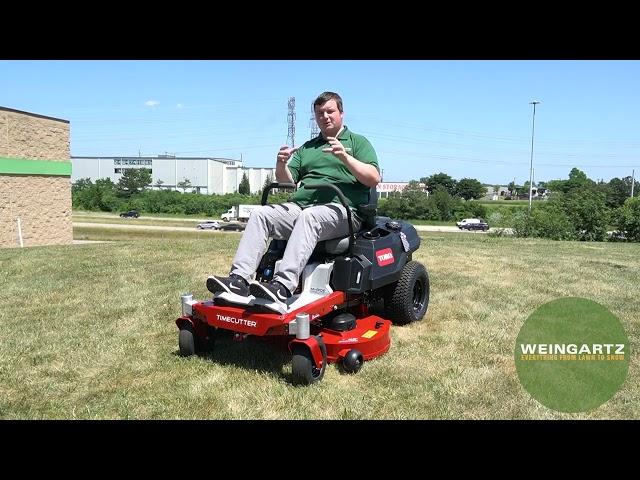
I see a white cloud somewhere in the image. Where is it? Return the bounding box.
[145,100,160,107]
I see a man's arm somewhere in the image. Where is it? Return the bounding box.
[275,145,297,183]
[322,137,380,187]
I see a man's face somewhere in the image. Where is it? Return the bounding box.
[314,99,343,136]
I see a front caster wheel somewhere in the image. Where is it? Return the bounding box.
[342,349,364,374]
[178,325,196,357]
[291,336,327,385]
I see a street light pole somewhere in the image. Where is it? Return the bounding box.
[528,100,540,212]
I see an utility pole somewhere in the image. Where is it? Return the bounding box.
[532,168,535,196]
[632,169,635,198]
[309,103,319,139]
[287,97,296,148]
[528,100,541,211]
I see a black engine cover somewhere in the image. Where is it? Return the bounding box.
[332,217,420,294]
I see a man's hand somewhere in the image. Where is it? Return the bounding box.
[321,137,351,160]
[275,145,296,184]
[277,145,298,164]
[322,137,379,187]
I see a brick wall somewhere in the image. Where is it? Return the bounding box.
[0,109,70,160]
[0,107,72,248]
[0,176,72,247]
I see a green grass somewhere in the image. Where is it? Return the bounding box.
[73,212,212,228]
[74,210,213,220]
[73,225,242,242]
[74,217,204,229]
[404,219,455,226]
[478,199,530,205]
[0,230,638,419]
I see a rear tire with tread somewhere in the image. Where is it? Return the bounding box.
[385,261,430,325]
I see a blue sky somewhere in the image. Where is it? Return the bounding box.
[2,60,639,185]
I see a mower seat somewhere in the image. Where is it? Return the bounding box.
[315,186,379,255]
[322,236,351,254]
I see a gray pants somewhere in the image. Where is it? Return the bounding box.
[230,202,361,293]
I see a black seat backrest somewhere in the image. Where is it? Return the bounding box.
[357,186,378,231]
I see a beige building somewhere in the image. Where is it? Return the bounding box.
[0,106,72,248]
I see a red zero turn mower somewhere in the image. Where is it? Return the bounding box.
[176,183,430,385]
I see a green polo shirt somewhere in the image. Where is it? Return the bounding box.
[288,125,379,209]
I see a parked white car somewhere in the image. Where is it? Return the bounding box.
[456,218,489,231]
[196,221,221,230]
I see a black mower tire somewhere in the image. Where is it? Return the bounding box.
[385,260,430,325]
[291,336,327,385]
[179,324,197,357]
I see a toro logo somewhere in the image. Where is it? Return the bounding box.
[376,248,395,266]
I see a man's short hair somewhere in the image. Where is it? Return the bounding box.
[314,91,343,113]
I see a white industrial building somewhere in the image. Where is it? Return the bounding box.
[71,155,276,195]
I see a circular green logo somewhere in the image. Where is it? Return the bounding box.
[515,297,630,413]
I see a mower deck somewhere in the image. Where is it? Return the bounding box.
[177,290,392,364]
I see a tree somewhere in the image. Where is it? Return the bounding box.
[73,177,93,192]
[72,178,121,212]
[404,180,424,193]
[456,178,485,200]
[94,178,120,211]
[545,179,566,195]
[239,172,251,195]
[177,178,192,193]
[565,168,594,192]
[421,173,457,196]
[617,196,640,241]
[512,203,573,240]
[563,188,609,241]
[117,168,152,197]
[430,185,456,221]
[606,177,633,208]
[262,173,274,193]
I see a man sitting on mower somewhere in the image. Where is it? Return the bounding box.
[207,91,380,306]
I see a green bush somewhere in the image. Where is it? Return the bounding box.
[616,197,640,241]
[484,204,527,227]
[453,201,487,222]
[563,188,609,241]
[512,204,573,240]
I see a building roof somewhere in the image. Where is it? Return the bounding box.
[71,155,239,164]
[0,106,69,123]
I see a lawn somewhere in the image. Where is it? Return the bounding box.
[0,229,637,419]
